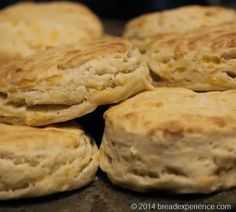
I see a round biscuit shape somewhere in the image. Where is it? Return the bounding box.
[100,88,236,193]
[0,38,152,126]
[0,1,103,63]
[147,24,236,91]
[0,121,98,200]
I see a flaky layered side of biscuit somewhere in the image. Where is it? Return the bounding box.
[147,25,236,91]
[100,88,236,193]
[124,5,236,52]
[0,1,103,63]
[0,38,152,126]
[0,122,98,200]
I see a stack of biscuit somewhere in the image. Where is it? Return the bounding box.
[0,2,236,200]
[100,5,236,194]
[0,2,151,200]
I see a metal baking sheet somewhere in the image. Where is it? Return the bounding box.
[0,171,236,212]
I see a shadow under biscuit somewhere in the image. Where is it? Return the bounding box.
[96,169,236,211]
[76,105,109,147]
[0,180,99,212]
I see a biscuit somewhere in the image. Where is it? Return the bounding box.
[100,88,236,193]
[0,2,103,63]
[0,38,151,126]
[124,5,236,52]
[147,24,236,91]
[0,121,98,200]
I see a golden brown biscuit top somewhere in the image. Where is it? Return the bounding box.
[124,5,236,39]
[105,88,236,135]
[146,24,236,91]
[0,122,87,149]
[0,2,99,24]
[150,24,236,52]
[0,38,135,91]
[0,2,103,47]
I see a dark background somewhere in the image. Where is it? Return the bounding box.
[0,0,236,19]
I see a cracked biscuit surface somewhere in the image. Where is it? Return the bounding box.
[147,25,236,91]
[0,38,151,126]
[0,1,103,63]
[100,87,236,193]
[0,121,98,200]
[124,5,236,52]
